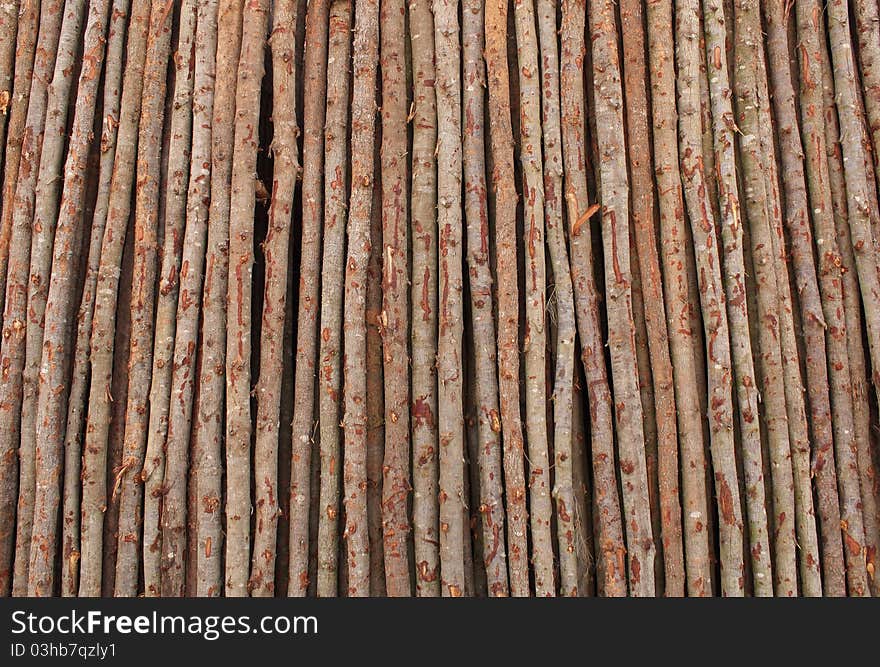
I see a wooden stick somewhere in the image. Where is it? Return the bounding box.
[194,0,243,598]
[434,0,465,597]
[379,0,411,596]
[28,0,114,597]
[315,0,351,596]
[463,0,508,596]
[341,0,379,596]
[590,0,655,596]
[288,0,329,598]
[224,0,268,597]
[161,0,219,598]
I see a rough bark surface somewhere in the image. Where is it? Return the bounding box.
[161,0,218,598]
[28,0,114,597]
[485,0,530,596]
[342,0,379,597]
[852,0,880,197]
[701,0,772,595]
[0,0,39,328]
[589,0,655,596]
[288,0,329,597]
[675,0,745,596]
[463,0,508,596]
[58,0,132,599]
[365,143,385,596]
[646,0,713,597]
[620,0,685,596]
[825,0,875,597]
[315,0,351,596]
[134,0,196,598]
[379,0,411,597]
[513,0,554,596]
[2,0,64,597]
[2,0,878,600]
[105,0,175,599]
[249,0,298,598]
[434,0,465,597]
[19,8,89,592]
[194,0,243,598]
[732,0,798,596]
[224,0,269,598]
[410,0,441,598]
[0,0,19,199]
[560,0,626,597]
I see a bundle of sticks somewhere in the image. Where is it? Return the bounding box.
[0,0,878,598]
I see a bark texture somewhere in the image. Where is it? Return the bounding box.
[485,0,530,596]
[224,0,268,598]
[589,0,655,596]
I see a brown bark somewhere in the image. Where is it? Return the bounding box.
[0,0,38,330]
[767,166,830,595]
[110,0,175,598]
[692,48,716,560]
[702,0,772,595]
[532,0,572,596]
[463,0,508,596]
[379,0,411,596]
[315,0,351,596]
[825,0,875,597]
[852,0,880,198]
[560,0,626,597]
[1,0,63,596]
[273,231,294,597]
[620,0,685,597]
[194,0,243,598]
[17,0,87,597]
[645,0,713,597]
[685,60,714,549]
[753,34,816,598]
[410,0,440,598]
[250,0,299,597]
[461,430,476,596]
[58,0,131,599]
[160,0,218,598]
[731,0,798,596]
[134,0,195,598]
[630,243,661,589]
[513,0,554,596]
[761,125,820,596]
[0,0,19,186]
[224,0,268,598]
[589,0,655,596]
[788,0,839,597]
[697,15,720,229]
[305,433,321,593]
[484,0,530,597]
[761,1,850,600]
[27,0,114,597]
[366,140,385,595]
[434,0,465,597]
[571,373,594,595]
[99,221,134,597]
[8,0,879,601]
[342,0,379,597]
[78,0,152,597]
[829,147,878,593]
[837,9,880,592]
[834,190,880,592]
[288,0,329,597]
[675,0,745,596]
